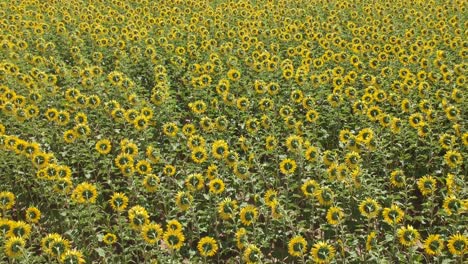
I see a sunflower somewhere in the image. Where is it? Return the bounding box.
[9,221,31,239]
[25,207,41,224]
[390,169,405,188]
[163,164,176,177]
[417,175,437,196]
[234,161,250,180]
[95,139,112,155]
[208,178,225,195]
[366,232,377,251]
[264,189,278,207]
[227,68,241,81]
[301,180,320,198]
[243,244,262,264]
[310,241,335,264]
[286,134,303,152]
[0,191,15,210]
[397,225,420,246]
[72,182,98,204]
[191,147,207,164]
[265,135,277,151]
[133,116,149,130]
[303,146,319,163]
[305,109,319,123]
[166,220,183,232]
[47,236,71,258]
[185,173,205,191]
[109,192,129,212]
[423,234,444,256]
[175,191,193,211]
[187,135,206,150]
[218,198,238,220]
[359,198,381,219]
[240,205,258,226]
[345,151,361,168]
[4,236,25,259]
[103,233,117,245]
[444,150,463,168]
[447,233,467,256]
[114,153,134,169]
[128,206,150,230]
[142,174,160,193]
[60,250,85,264]
[279,158,297,175]
[382,204,405,225]
[163,229,185,251]
[212,140,229,159]
[135,160,152,175]
[314,187,334,206]
[197,236,218,257]
[443,196,465,216]
[141,223,163,244]
[288,235,308,257]
[408,113,424,128]
[163,122,178,137]
[326,206,344,225]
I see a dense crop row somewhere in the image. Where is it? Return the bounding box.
[0,0,466,263]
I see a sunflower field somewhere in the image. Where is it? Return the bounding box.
[0,0,467,263]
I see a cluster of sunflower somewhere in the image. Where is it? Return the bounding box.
[1,0,467,263]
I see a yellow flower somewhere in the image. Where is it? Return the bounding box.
[423,234,444,256]
[310,241,335,264]
[95,139,111,155]
[185,173,205,191]
[0,191,15,210]
[61,249,86,264]
[141,223,163,244]
[397,225,420,247]
[301,179,320,197]
[366,232,377,251]
[25,207,41,224]
[175,191,193,211]
[163,229,185,251]
[288,235,307,257]
[359,198,381,219]
[71,182,98,204]
[135,159,152,175]
[326,206,344,225]
[128,206,150,230]
[443,196,465,216]
[109,192,129,212]
[314,187,334,206]
[103,233,117,245]
[218,198,238,220]
[390,169,405,188]
[240,205,258,226]
[382,204,404,226]
[197,236,218,257]
[208,178,225,195]
[444,150,463,168]
[447,233,467,256]
[243,244,262,264]
[212,140,229,159]
[191,147,207,164]
[4,236,25,259]
[417,175,437,196]
[279,158,297,175]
